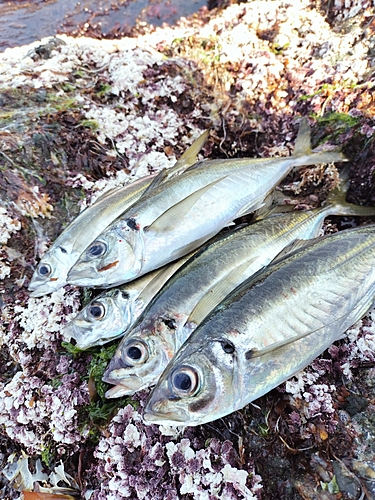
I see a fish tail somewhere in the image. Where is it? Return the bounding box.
[324,165,375,216]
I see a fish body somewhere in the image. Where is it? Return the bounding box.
[102,182,375,397]
[67,120,347,288]
[143,225,375,426]
[28,131,209,297]
[63,253,193,349]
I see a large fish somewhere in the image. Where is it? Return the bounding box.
[102,175,375,397]
[63,252,194,349]
[28,131,208,297]
[67,119,347,288]
[143,225,375,426]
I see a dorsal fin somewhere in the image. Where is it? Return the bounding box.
[136,130,210,202]
[169,130,210,175]
[137,252,195,305]
[293,118,312,156]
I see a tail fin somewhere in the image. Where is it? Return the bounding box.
[325,165,375,216]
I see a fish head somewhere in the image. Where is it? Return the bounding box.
[67,223,142,287]
[102,316,179,398]
[63,289,136,349]
[28,245,78,297]
[143,335,239,426]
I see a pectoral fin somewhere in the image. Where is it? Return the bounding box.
[271,238,320,265]
[187,258,260,325]
[146,177,227,234]
[245,296,373,361]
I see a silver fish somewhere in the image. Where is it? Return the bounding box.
[63,253,193,349]
[102,175,375,397]
[67,119,347,289]
[143,225,375,426]
[28,131,209,297]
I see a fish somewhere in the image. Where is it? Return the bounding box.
[27,130,209,297]
[102,172,375,398]
[67,118,347,289]
[63,252,194,349]
[143,224,375,426]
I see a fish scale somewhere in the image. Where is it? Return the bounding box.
[143,225,375,426]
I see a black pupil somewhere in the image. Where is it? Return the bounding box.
[89,243,104,256]
[39,265,50,276]
[222,342,235,354]
[174,372,192,391]
[127,346,142,360]
[163,318,175,329]
[90,305,103,318]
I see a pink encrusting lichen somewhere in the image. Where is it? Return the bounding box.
[0,287,89,456]
[86,404,263,500]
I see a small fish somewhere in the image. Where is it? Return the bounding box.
[143,225,375,426]
[67,119,347,289]
[28,131,209,297]
[102,169,375,397]
[63,253,193,349]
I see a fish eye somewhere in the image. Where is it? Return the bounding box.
[123,340,149,365]
[37,263,52,277]
[170,366,199,397]
[87,301,106,320]
[221,341,235,354]
[87,240,107,258]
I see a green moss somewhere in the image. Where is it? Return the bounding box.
[79,119,99,131]
[40,444,53,467]
[61,341,87,357]
[270,42,290,55]
[88,343,119,399]
[96,83,112,97]
[315,112,360,128]
[320,475,340,494]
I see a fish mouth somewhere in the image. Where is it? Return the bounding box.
[62,323,93,350]
[103,372,143,398]
[142,404,191,426]
[67,265,101,286]
[28,279,65,297]
[143,391,192,426]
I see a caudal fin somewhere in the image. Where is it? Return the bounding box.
[292,117,348,165]
[325,165,375,217]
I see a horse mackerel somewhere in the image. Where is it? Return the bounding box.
[28,130,209,297]
[143,225,375,426]
[67,119,347,288]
